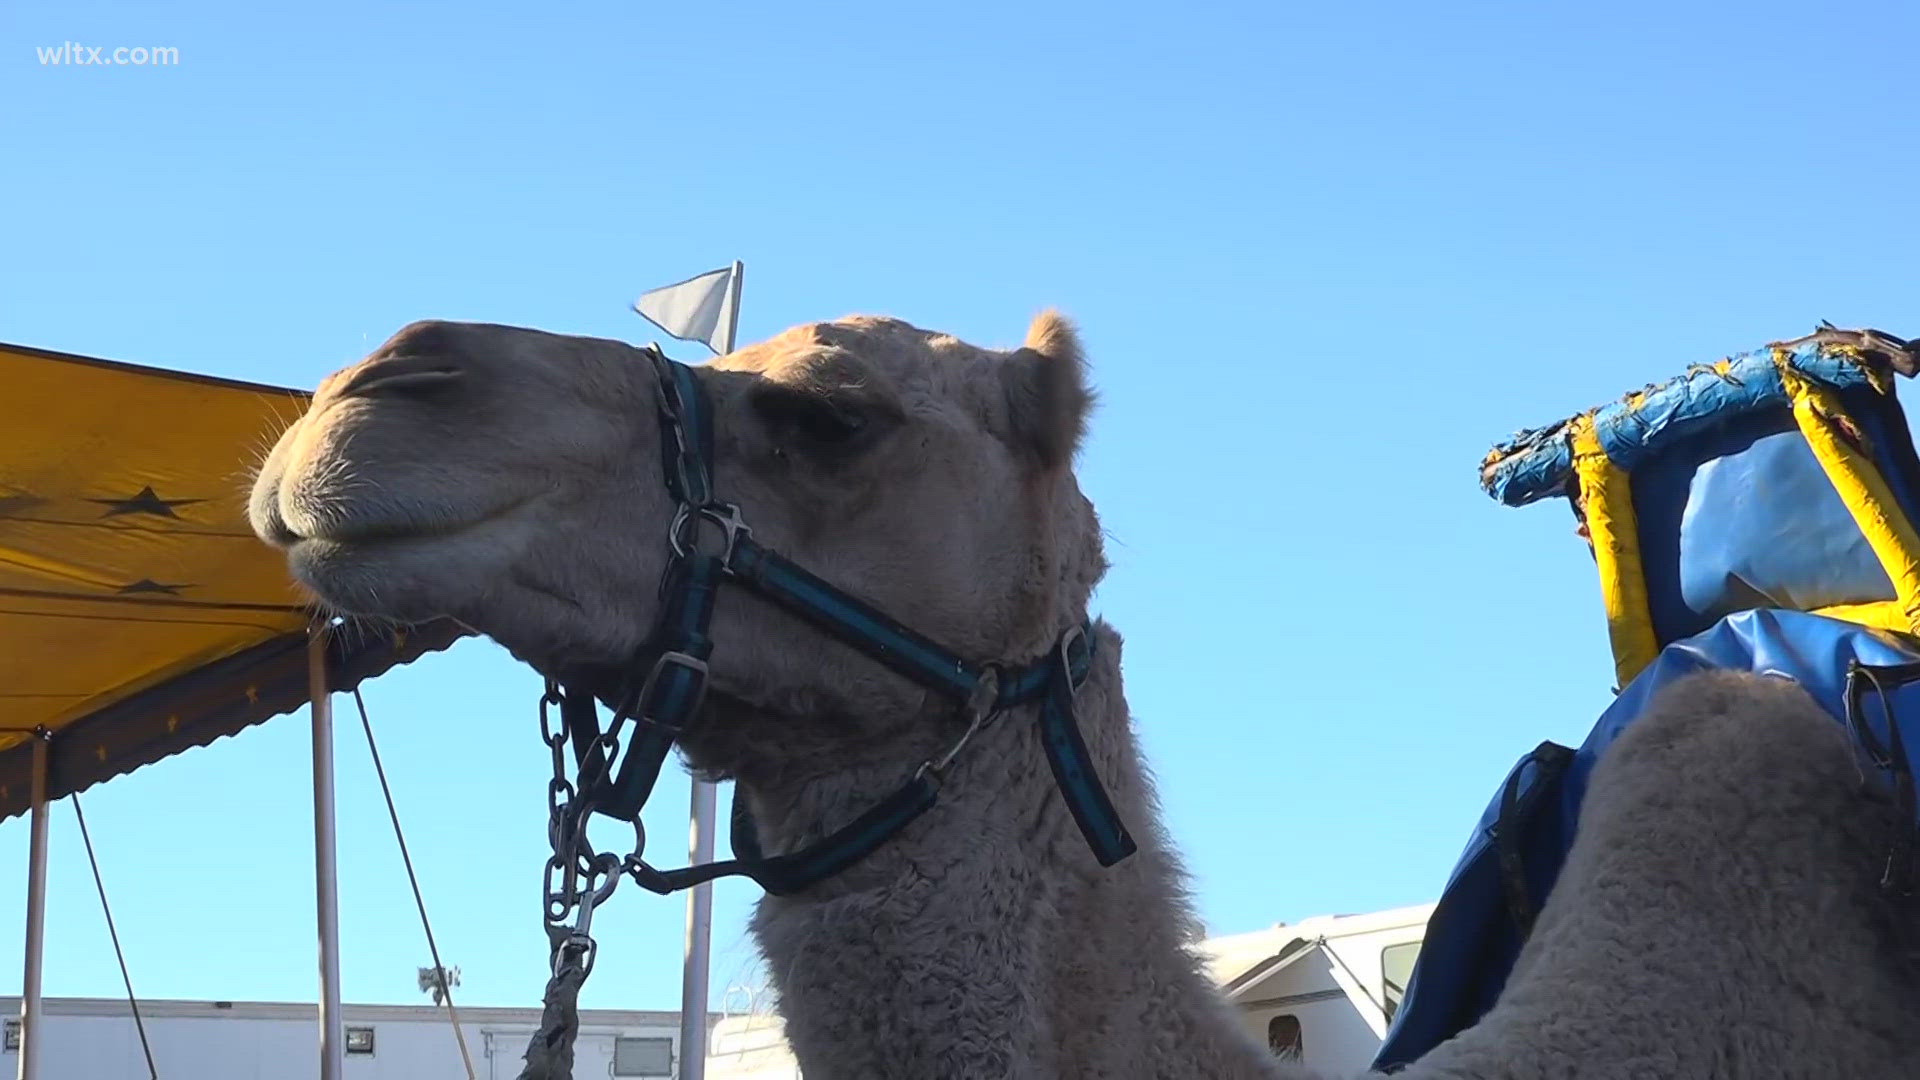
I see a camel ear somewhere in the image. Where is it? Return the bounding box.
[1002,309,1093,469]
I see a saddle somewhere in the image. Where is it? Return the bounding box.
[1376,327,1920,1070]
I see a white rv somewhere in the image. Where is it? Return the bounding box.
[702,902,1435,1079]
[1201,903,1433,1074]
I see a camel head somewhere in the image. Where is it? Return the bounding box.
[250,313,1106,778]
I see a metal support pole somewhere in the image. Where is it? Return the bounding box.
[680,781,717,1080]
[680,260,740,1080]
[16,730,50,1080]
[309,628,344,1080]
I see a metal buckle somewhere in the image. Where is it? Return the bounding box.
[1056,624,1088,694]
[918,668,1002,786]
[635,649,710,730]
[552,931,599,980]
[669,502,754,563]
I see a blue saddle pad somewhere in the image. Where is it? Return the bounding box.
[1372,608,1920,1071]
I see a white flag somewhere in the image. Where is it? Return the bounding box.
[633,262,743,355]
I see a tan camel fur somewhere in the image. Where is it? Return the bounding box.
[251,314,1920,1078]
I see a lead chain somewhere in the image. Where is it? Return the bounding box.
[538,681,627,973]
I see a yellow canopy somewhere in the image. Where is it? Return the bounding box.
[0,341,463,820]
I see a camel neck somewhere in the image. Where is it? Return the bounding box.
[742,625,1290,1079]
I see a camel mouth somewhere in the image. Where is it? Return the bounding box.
[275,494,540,623]
[278,490,536,550]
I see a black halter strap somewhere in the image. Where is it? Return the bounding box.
[554,349,1135,898]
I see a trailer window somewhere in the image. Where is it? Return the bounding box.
[614,1035,675,1076]
[1267,1014,1302,1058]
[1382,941,1422,1020]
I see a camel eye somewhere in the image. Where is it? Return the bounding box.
[751,389,871,450]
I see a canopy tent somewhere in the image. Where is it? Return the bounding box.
[0,340,467,820]
[1,339,471,1079]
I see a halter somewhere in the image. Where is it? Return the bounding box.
[540,347,1135,917]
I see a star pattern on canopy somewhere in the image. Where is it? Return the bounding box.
[88,486,203,518]
[0,336,471,826]
[0,492,44,516]
[116,579,193,596]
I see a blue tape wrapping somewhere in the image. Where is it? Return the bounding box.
[1481,340,1883,508]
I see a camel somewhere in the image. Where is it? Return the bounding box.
[249,313,1920,1078]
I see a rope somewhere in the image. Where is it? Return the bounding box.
[351,688,478,1080]
[71,793,157,1080]
[514,951,588,1080]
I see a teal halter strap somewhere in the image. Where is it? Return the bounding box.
[551,350,1136,899]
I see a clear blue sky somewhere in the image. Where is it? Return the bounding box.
[5,0,1920,1024]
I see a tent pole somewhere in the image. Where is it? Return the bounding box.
[309,628,344,1080]
[16,729,50,1080]
[680,779,717,1080]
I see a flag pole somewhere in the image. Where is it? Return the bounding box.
[679,259,740,1080]
[721,261,743,365]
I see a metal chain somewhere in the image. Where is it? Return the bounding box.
[520,353,742,1076]
[520,681,633,1080]
[538,682,630,976]
[521,355,714,1075]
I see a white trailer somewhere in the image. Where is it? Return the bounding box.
[1203,903,1435,1075]
[0,996,711,1080]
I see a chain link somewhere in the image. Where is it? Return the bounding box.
[535,358,712,983]
[518,352,733,1076]
[531,352,729,1005]
[537,680,638,967]
[539,682,588,935]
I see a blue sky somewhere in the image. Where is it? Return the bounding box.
[5,0,1920,1023]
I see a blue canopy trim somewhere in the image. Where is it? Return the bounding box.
[1480,328,1915,509]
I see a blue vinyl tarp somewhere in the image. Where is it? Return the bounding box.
[1480,336,1920,651]
[1373,608,1920,1071]
[1630,393,1920,643]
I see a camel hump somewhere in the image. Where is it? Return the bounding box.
[1377,609,1920,1070]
